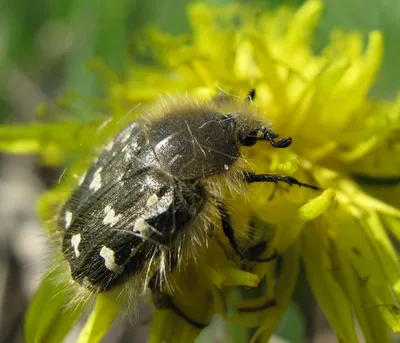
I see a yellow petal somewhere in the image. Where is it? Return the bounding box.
[333,240,391,343]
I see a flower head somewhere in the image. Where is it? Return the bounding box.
[2,0,400,342]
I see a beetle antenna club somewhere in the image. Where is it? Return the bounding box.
[264,128,292,148]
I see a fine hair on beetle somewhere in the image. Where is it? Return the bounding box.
[52,89,318,324]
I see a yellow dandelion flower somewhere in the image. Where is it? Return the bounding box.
[1,1,399,343]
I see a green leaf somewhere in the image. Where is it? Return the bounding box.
[149,309,202,343]
[24,268,86,343]
[196,315,247,343]
[302,223,359,343]
[77,288,122,343]
[275,303,306,343]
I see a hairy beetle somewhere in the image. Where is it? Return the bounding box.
[59,90,317,326]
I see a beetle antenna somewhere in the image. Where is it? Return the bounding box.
[264,130,292,148]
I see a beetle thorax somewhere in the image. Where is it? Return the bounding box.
[144,111,240,179]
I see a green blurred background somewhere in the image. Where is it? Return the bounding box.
[2,0,400,124]
[1,0,399,342]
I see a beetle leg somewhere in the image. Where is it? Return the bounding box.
[148,268,208,329]
[246,240,278,263]
[218,202,278,262]
[217,202,247,259]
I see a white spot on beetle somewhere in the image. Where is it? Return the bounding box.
[99,246,124,274]
[133,217,162,237]
[124,150,131,162]
[89,167,103,191]
[78,171,86,186]
[103,205,122,227]
[146,194,159,207]
[131,140,140,153]
[118,122,137,144]
[71,234,81,257]
[224,164,229,170]
[65,211,73,229]
[105,141,114,151]
[120,130,131,144]
[133,217,148,234]
[124,141,141,161]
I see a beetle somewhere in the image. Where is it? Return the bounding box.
[58,90,317,326]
